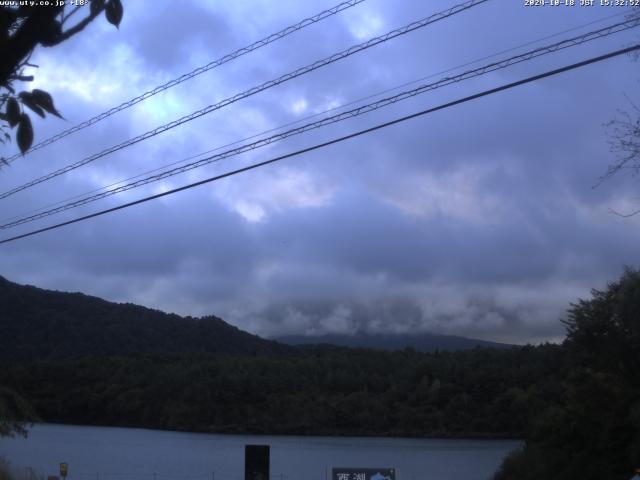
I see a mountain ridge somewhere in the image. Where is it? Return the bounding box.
[275,331,513,352]
[0,275,286,360]
[0,275,511,360]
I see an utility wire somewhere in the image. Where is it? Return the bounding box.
[1,44,637,245]
[2,8,632,226]
[1,0,366,163]
[0,0,489,200]
[2,17,637,231]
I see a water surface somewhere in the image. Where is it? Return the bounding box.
[0,424,520,480]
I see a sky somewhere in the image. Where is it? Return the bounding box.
[1,0,639,344]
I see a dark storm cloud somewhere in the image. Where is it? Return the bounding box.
[126,2,234,72]
[247,292,572,344]
[254,183,640,284]
[1,0,640,343]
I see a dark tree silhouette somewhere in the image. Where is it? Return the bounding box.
[0,0,123,434]
[0,0,123,159]
[0,386,37,438]
[494,268,640,480]
[601,8,640,216]
[604,102,640,217]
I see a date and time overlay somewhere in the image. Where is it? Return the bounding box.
[2,0,639,8]
[525,0,639,6]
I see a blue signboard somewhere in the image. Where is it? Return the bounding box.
[332,468,395,480]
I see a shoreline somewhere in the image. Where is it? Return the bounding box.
[16,422,524,442]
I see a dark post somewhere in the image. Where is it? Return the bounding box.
[245,445,270,480]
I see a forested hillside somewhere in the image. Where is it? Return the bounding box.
[493,269,640,480]
[2,270,639,479]
[0,345,564,437]
[0,276,285,359]
[0,276,508,359]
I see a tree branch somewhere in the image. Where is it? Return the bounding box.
[53,5,105,44]
[0,7,62,87]
[61,5,83,25]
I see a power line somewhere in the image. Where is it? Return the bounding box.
[2,17,637,230]
[3,8,632,226]
[0,0,366,163]
[0,0,489,201]
[1,44,637,245]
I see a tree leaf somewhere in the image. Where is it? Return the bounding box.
[31,89,63,119]
[39,19,62,47]
[18,92,45,118]
[6,98,20,127]
[17,114,33,154]
[90,0,106,16]
[105,0,123,28]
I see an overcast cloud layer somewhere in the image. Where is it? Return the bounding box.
[1,0,639,344]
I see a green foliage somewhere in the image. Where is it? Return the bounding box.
[5,98,19,127]
[2,271,639,478]
[0,345,564,438]
[494,268,640,480]
[105,0,123,28]
[0,457,44,480]
[0,276,286,360]
[0,387,37,438]
[0,1,124,156]
[0,458,12,480]
[0,275,567,440]
[15,113,32,154]
[564,267,640,381]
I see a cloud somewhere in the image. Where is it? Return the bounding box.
[1,0,640,344]
[214,166,336,222]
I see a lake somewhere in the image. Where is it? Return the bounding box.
[0,424,520,480]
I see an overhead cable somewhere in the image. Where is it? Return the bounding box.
[3,7,632,226]
[1,0,367,163]
[0,0,489,200]
[2,17,637,230]
[1,43,637,245]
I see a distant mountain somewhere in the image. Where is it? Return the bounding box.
[275,332,513,352]
[0,276,287,360]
